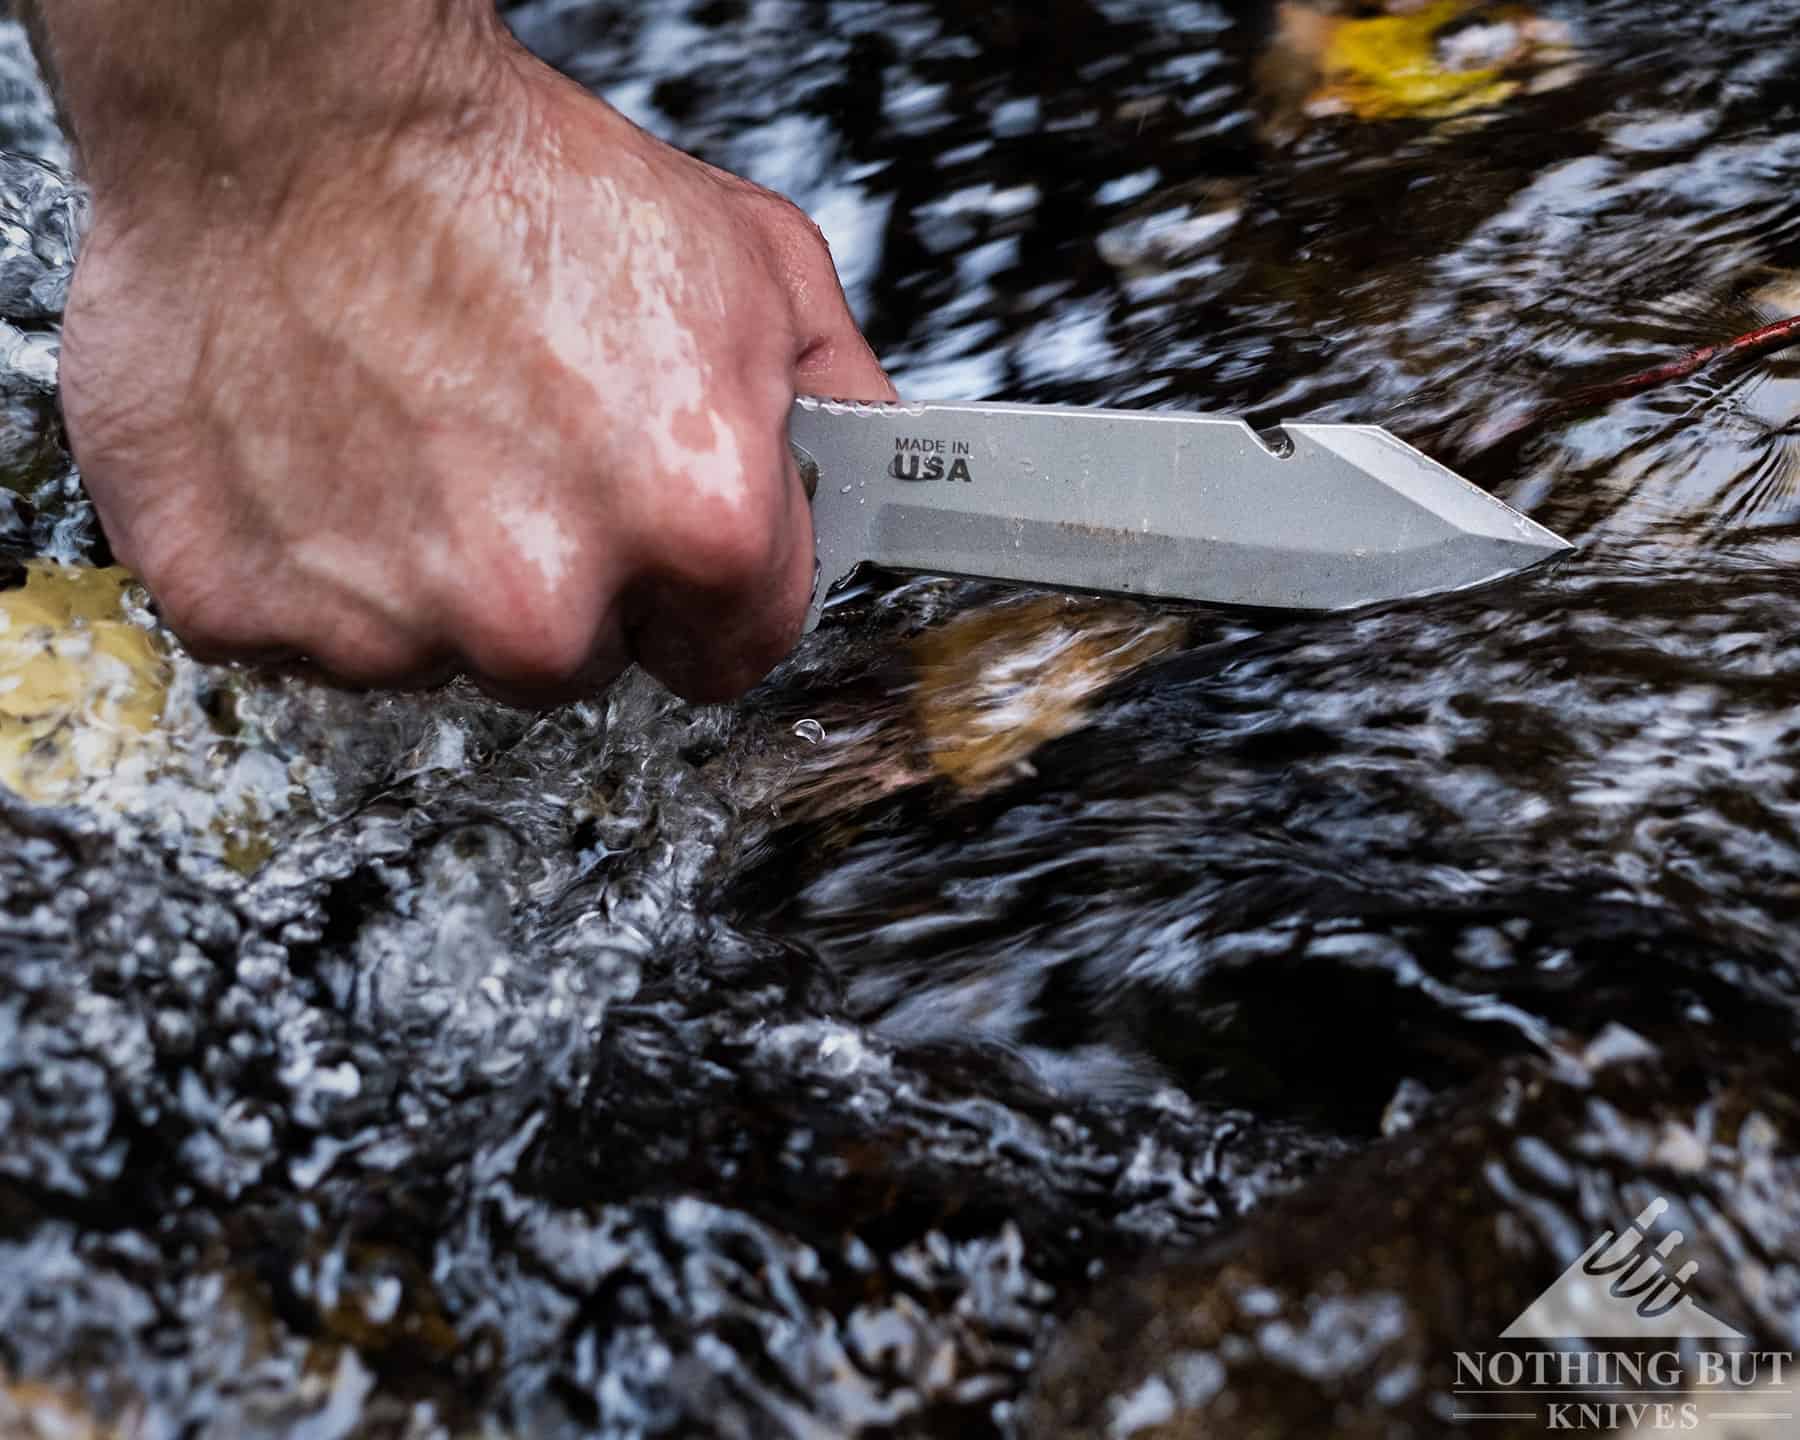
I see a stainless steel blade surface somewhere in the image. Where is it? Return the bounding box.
[790,397,1571,631]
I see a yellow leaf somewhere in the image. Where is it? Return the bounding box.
[0,561,171,803]
[1311,0,1524,122]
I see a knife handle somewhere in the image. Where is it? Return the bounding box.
[789,396,928,632]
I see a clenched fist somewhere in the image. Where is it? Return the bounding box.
[32,1,894,703]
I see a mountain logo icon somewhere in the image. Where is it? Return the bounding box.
[1501,1198,1745,1341]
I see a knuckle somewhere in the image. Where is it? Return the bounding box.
[669,500,783,592]
[302,623,440,689]
[790,211,834,262]
[147,568,264,659]
[747,185,808,230]
[632,533,812,705]
[451,575,600,693]
[655,612,798,704]
[478,614,593,689]
[738,612,805,682]
[753,193,835,270]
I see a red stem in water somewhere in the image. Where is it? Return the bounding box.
[1466,311,1800,456]
[1553,311,1800,413]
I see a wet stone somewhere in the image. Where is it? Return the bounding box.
[0,150,82,323]
[0,0,1798,1436]
[1025,1040,1800,1435]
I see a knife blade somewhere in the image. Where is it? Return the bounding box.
[789,396,1571,631]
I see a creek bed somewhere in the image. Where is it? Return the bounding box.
[1,2,1799,1436]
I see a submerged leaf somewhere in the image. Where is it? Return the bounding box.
[0,561,170,803]
[911,596,1187,794]
[1306,1,1564,123]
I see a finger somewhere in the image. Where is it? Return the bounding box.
[438,529,633,708]
[285,595,461,693]
[762,202,898,403]
[451,584,631,710]
[268,649,461,697]
[140,563,296,666]
[468,646,630,710]
[624,434,816,703]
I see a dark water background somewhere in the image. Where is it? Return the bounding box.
[2,1,1800,1435]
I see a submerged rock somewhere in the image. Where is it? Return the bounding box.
[1028,1037,1800,1436]
[0,149,82,323]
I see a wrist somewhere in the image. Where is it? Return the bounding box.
[41,1,521,214]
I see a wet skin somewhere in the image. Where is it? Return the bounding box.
[32,0,895,704]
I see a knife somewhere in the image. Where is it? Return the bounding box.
[789,396,1571,631]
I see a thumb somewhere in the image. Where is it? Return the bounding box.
[764,203,897,403]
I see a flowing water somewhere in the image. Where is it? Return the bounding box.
[1,2,1799,1436]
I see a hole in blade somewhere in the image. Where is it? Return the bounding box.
[1255,425,1295,459]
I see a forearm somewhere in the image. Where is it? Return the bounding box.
[13,0,510,198]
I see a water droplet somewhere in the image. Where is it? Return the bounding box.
[792,719,825,745]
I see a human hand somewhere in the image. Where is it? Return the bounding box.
[56,13,894,704]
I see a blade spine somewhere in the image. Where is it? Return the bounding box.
[800,394,1252,428]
